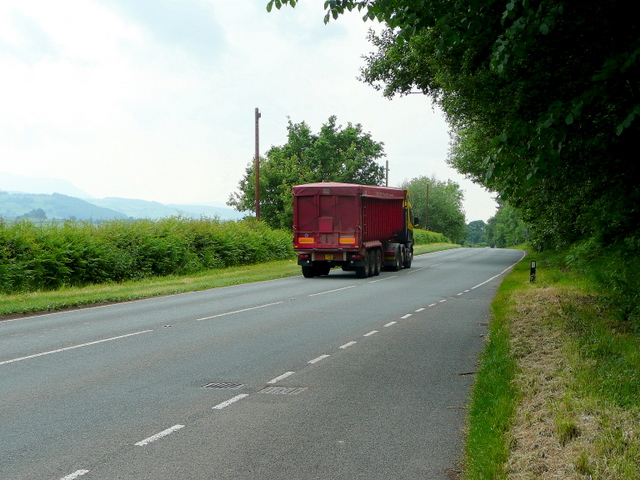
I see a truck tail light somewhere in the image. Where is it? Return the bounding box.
[298,237,314,244]
[339,236,356,244]
[298,253,311,260]
[350,254,362,260]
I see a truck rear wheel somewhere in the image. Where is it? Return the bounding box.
[366,250,374,277]
[403,247,413,268]
[389,245,401,271]
[302,266,314,278]
[373,249,381,276]
[355,251,371,278]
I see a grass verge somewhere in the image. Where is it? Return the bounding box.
[0,260,300,318]
[463,249,640,479]
[0,243,460,319]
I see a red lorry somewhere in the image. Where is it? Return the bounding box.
[292,182,417,278]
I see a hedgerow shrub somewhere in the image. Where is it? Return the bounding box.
[0,217,294,293]
[413,228,450,245]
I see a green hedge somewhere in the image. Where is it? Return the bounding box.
[413,228,450,245]
[0,217,293,294]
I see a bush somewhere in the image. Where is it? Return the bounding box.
[413,228,450,245]
[0,217,294,294]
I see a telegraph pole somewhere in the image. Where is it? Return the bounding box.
[425,182,429,230]
[385,160,389,187]
[254,107,261,220]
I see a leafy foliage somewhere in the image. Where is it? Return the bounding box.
[466,220,488,246]
[268,0,640,250]
[0,217,293,294]
[401,175,466,244]
[413,228,450,245]
[486,201,528,248]
[228,116,385,230]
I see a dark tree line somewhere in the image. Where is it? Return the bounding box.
[268,0,639,252]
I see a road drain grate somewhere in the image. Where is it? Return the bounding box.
[260,386,308,395]
[203,382,245,389]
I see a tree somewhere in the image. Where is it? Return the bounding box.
[228,116,385,229]
[466,220,487,246]
[401,175,467,244]
[20,208,47,220]
[486,202,528,248]
[267,0,640,250]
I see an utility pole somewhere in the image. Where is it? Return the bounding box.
[425,182,429,230]
[385,160,389,187]
[254,107,261,220]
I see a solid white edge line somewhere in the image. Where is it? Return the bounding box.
[197,302,283,321]
[363,330,379,337]
[0,330,154,367]
[471,252,526,290]
[308,285,356,297]
[59,470,90,480]
[212,394,249,410]
[135,424,185,446]
[267,371,296,384]
[340,341,357,349]
[308,354,330,364]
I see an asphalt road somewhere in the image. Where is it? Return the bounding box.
[0,247,524,480]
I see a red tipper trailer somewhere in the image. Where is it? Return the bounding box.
[292,182,416,278]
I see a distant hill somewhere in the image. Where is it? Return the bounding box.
[0,191,246,222]
[0,172,93,198]
[0,172,246,221]
[86,198,245,220]
[0,192,126,221]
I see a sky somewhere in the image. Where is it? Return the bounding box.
[0,0,497,222]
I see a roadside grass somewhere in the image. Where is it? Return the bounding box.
[0,260,300,318]
[0,243,460,319]
[413,242,460,256]
[464,249,640,479]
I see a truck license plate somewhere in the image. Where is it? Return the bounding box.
[325,254,334,260]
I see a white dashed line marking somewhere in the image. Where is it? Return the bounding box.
[59,470,89,480]
[384,321,397,327]
[340,341,357,349]
[363,330,379,337]
[369,276,396,283]
[400,314,412,319]
[308,354,330,364]
[415,308,425,313]
[439,299,447,303]
[0,330,153,367]
[135,424,185,446]
[429,303,437,307]
[212,394,249,410]
[267,371,295,384]
[197,302,283,321]
[308,286,356,297]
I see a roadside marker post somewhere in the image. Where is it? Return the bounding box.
[530,261,537,282]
